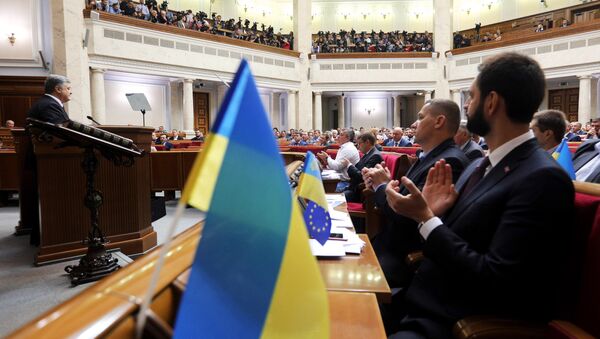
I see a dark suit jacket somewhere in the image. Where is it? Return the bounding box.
[346,147,383,195]
[573,139,600,183]
[384,138,412,147]
[169,136,184,140]
[27,95,70,124]
[372,138,469,286]
[566,132,582,142]
[462,140,485,162]
[403,139,574,336]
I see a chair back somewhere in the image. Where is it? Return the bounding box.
[326,149,338,159]
[382,146,421,156]
[288,146,326,154]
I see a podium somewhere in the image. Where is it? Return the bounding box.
[30,123,157,266]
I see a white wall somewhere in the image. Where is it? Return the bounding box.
[104,79,169,128]
[349,97,390,128]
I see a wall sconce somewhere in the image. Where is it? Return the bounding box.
[8,33,15,46]
[465,7,471,15]
[381,11,390,19]
[365,107,375,115]
[486,0,498,10]
[413,10,423,19]
[361,12,370,19]
[261,9,271,17]
[340,12,350,19]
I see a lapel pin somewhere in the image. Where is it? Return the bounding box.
[504,166,510,173]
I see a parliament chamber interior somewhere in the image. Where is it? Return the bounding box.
[1,0,600,338]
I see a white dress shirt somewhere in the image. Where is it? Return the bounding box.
[420,130,535,239]
[576,142,600,181]
[326,142,360,181]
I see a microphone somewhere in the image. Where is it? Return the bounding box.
[87,115,101,125]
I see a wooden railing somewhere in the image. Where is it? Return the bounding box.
[83,10,301,58]
[311,51,433,59]
[448,19,600,56]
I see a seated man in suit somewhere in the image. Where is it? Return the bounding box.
[383,52,574,338]
[565,121,583,141]
[586,118,600,139]
[156,134,173,150]
[340,132,383,203]
[317,129,360,192]
[169,129,183,140]
[531,109,567,154]
[384,127,413,147]
[27,74,72,124]
[191,130,204,141]
[573,138,600,183]
[453,122,485,162]
[362,99,469,288]
[5,120,14,128]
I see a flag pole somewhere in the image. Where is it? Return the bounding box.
[135,200,187,338]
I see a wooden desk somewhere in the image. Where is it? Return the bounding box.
[319,234,391,303]
[329,291,386,339]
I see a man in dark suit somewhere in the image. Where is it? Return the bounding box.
[362,99,469,288]
[383,53,574,338]
[341,132,383,203]
[27,74,71,124]
[453,122,485,162]
[156,134,174,150]
[573,139,600,183]
[531,109,567,154]
[565,121,585,141]
[384,127,413,147]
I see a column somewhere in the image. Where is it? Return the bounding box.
[90,68,106,124]
[287,90,297,129]
[433,0,453,99]
[182,79,194,135]
[337,96,345,128]
[51,0,91,122]
[217,84,228,109]
[271,93,281,128]
[424,91,433,102]
[294,0,313,131]
[451,89,463,118]
[579,75,593,123]
[393,95,401,127]
[313,92,323,131]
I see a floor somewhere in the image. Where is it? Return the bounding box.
[0,196,204,337]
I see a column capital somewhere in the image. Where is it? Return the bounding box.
[450,88,462,94]
[578,74,593,80]
[288,90,298,94]
[423,90,433,94]
[182,78,195,84]
[313,91,322,95]
[90,68,106,74]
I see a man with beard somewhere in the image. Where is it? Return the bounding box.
[383,52,574,338]
[361,99,469,288]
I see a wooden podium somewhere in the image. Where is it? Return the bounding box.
[32,125,157,265]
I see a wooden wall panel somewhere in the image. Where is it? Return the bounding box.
[0,76,45,127]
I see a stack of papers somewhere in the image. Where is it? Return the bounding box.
[321,170,341,180]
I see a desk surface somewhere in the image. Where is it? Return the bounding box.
[319,234,391,303]
[329,291,386,339]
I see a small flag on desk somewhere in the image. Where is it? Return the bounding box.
[552,138,576,180]
[297,152,332,245]
[173,60,329,338]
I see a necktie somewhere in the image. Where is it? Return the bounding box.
[461,156,490,197]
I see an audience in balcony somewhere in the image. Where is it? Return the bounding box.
[88,0,293,50]
[312,29,433,53]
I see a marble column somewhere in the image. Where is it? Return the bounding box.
[294,0,313,131]
[271,93,281,128]
[451,89,463,119]
[90,68,106,124]
[182,79,194,135]
[170,81,183,130]
[433,0,452,99]
[424,91,433,102]
[313,92,323,131]
[287,90,297,129]
[51,0,91,122]
[393,95,401,127]
[338,96,345,128]
[579,75,593,123]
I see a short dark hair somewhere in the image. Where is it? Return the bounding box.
[357,132,376,145]
[476,52,545,124]
[427,99,461,134]
[44,74,70,94]
[532,110,567,144]
[342,129,355,142]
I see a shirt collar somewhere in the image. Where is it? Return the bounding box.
[45,94,64,107]
[488,130,534,168]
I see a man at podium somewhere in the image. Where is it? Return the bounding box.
[27,74,71,124]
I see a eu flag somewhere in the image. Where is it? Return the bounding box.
[297,152,332,245]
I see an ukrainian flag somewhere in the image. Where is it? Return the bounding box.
[174,60,329,338]
[297,152,332,245]
[552,138,576,180]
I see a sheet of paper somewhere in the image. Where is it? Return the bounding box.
[343,243,363,255]
[309,239,346,257]
[328,209,350,221]
[331,218,354,229]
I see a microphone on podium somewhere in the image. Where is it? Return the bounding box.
[87,115,101,125]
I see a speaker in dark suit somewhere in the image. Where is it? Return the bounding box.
[573,139,600,183]
[454,123,485,162]
[27,75,72,124]
[385,53,574,339]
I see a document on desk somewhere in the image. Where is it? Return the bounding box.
[343,231,366,254]
[321,169,341,180]
[309,239,346,257]
[326,194,346,208]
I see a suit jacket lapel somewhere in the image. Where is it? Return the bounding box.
[444,139,536,226]
[404,139,454,191]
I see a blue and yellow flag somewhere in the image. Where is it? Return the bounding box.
[552,138,576,180]
[174,60,329,338]
[296,152,331,245]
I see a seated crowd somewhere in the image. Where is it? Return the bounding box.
[312,29,434,53]
[88,0,293,49]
